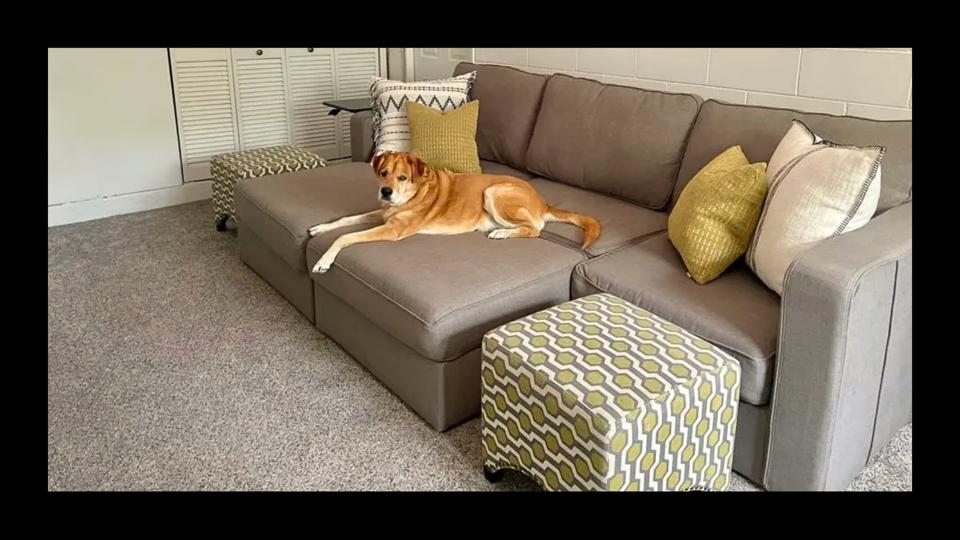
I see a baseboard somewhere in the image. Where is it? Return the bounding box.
[48,181,211,227]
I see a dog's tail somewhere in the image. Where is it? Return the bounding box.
[546,207,602,249]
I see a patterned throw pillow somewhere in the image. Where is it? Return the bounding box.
[407,100,481,174]
[668,146,768,284]
[746,120,884,295]
[370,72,476,156]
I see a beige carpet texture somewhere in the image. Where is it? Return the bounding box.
[47,201,912,491]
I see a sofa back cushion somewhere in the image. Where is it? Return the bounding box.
[453,62,547,171]
[525,74,701,209]
[674,100,912,214]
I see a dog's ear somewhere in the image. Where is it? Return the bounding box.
[371,151,387,172]
[408,153,428,178]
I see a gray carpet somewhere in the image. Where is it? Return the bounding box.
[48,200,912,491]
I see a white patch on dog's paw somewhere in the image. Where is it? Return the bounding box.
[487,229,513,240]
[312,259,331,273]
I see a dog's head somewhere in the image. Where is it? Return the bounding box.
[371,151,430,206]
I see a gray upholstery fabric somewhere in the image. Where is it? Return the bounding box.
[571,233,780,405]
[350,111,375,163]
[766,202,912,490]
[673,100,912,214]
[480,160,533,180]
[315,284,482,431]
[307,228,585,362]
[454,62,548,171]
[870,244,912,463]
[234,163,380,272]
[732,401,771,486]
[529,178,667,256]
[526,74,701,209]
[238,225,315,322]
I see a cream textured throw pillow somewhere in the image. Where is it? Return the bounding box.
[370,72,476,156]
[746,120,885,295]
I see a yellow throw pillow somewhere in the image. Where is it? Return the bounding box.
[406,100,481,174]
[668,146,767,285]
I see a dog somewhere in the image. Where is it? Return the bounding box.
[309,151,601,273]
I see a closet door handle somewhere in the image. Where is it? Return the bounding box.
[256,49,263,56]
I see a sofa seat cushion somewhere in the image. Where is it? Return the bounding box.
[234,162,380,272]
[571,232,780,405]
[530,178,667,256]
[307,229,586,362]
[480,159,533,180]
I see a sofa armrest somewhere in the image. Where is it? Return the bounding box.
[350,110,375,163]
[765,202,912,490]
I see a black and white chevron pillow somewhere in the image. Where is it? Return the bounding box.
[370,72,476,156]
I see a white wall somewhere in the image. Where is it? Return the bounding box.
[48,48,207,227]
[474,48,912,120]
[411,48,474,81]
[387,48,406,80]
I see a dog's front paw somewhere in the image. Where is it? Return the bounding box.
[487,229,512,240]
[312,253,335,273]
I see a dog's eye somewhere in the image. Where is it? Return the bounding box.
[397,175,407,181]
[380,170,388,177]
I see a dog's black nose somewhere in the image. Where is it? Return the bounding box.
[380,187,393,198]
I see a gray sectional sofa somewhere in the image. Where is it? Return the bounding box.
[234,62,912,491]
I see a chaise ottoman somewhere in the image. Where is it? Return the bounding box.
[481,293,741,491]
[211,145,325,231]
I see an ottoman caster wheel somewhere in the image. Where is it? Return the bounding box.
[483,465,504,483]
[216,215,230,232]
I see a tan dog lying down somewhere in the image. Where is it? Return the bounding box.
[309,151,601,273]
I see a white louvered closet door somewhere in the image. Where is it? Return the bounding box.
[231,48,292,150]
[170,48,240,182]
[284,48,338,159]
[334,49,381,158]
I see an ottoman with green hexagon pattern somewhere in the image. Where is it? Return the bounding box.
[211,145,325,231]
[480,293,741,491]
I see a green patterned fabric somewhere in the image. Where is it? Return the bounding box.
[210,145,325,226]
[482,293,741,491]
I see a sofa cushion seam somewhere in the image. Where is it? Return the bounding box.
[314,254,586,331]
[317,263,431,325]
[668,99,705,211]
[236,188,308,266]
[329,261,583,363]
[575,259,775,363]
[428,262,584,328]
[541,227,667,258]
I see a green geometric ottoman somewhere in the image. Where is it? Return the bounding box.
[481,293,741,491]
[210,145,325,231]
